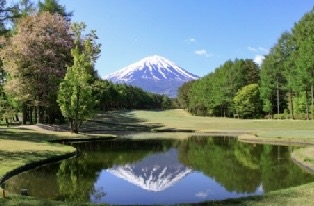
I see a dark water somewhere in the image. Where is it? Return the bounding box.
[5,136,314,205]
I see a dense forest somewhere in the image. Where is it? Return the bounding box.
[0,0,173,132]
[177,8,314,119]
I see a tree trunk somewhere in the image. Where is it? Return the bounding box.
[5,117,9,127]
[74,86,80,134]
[276,79,280,115]
[22,103,27,125]
[29,106,33,125]
[69,118,74,133]
[35,107,38,124]
[305,90,310,120]
[15,114,19,122]
[311,84,314,120]
[288,90,294,119]
[37,106,44,124]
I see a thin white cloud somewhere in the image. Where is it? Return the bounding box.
[248,46,258,52]
[194,49,212,57]
[258,47,269,53]
[254,55,265,66]
[248,46,269,54]
[195,192,208,198]
[186,38,197,43]
[195,189,212,198]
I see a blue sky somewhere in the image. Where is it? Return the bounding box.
[14,1,314,77]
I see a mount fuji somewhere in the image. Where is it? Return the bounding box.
[103,55,199,98]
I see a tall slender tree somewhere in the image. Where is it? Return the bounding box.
[292,8,314,119]
[260,54,275,117]
[57,22,100,133]
[275,31,296,119]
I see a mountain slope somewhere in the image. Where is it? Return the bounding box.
[104,55,199,97]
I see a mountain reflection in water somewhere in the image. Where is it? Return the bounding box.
[4,136,314,205]
[92,146,262,205]
[106,148,192,192]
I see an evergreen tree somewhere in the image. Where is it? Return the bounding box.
[186,58,259,117]
[292,8,314,119]
[38,0,72,20]
[259,55,275,117]
[177,80,195,109]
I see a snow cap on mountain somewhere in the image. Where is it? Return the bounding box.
[103,55,199,97]
[104,55,198,82]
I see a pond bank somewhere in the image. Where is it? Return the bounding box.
[0,126,117,205]
[0,150,77,187]
[1,109,314,205]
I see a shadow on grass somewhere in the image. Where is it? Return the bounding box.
[0,110,164,141]
[80,110,163,133]
[0,150,67,163]
[0,129,59,143]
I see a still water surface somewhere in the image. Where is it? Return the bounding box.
[5,136,314,205]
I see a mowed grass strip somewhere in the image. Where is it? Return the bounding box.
[131,109,314,141]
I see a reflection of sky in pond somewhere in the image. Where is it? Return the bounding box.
[91,148,263,205]
[6,137,313,205]
[92,171,263,205]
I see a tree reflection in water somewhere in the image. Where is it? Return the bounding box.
[4,137,314,204]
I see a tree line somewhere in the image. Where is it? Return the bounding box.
[177,8,314,119]
[0,0,172,132]
[177,58,260,118]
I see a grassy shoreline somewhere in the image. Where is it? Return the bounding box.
[1,109,314,205]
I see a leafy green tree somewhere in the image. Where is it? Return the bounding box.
[292,8,314,119]
[292,92,308,115]
[275,31,296,119]
[260,45,287,118]
[12,0,35,19]
[233,84,261,118]
[186,58,259,117]
[161,95,172,109]
[57,22,100,133]
[177,80,195,109]
[259,56,274,117]
[38,0,72,20]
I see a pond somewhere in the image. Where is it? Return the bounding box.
[4,136,314,205]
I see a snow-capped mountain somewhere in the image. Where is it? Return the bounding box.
[107,148,192,192]
[104,55,199,97]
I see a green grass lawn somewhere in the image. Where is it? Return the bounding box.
[1,109,314,206]
[0,125,117,177]
[130,109,314,134]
